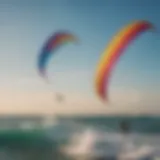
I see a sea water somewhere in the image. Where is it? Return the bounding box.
[0,115,159,160]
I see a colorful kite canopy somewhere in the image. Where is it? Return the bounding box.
[95,20,154,102]
[38,32,77,80]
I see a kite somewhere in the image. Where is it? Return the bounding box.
[95,20,154,102]
[38,31,77,81]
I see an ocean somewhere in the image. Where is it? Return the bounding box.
[0,115,159,159]
[57,115,160,133]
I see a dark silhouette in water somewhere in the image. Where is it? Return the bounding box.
[120,121,130,134]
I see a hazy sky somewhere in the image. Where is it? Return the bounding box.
[0,0,160,115]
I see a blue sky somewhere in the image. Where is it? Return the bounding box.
[0,0,159,114]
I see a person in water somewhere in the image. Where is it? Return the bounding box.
[120,121,130,134]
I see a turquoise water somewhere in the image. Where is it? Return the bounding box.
[57,115,160,133]
[0,115,159,159]
[51,115,160,159]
